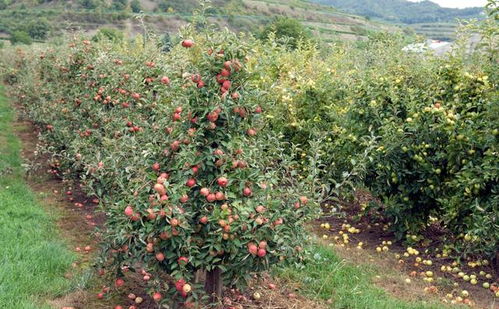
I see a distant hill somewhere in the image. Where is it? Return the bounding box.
[310,0,484,24]
[0,0,401,43]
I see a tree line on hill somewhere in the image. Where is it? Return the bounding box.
[311,0,483,24]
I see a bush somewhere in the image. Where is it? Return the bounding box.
[92,27,124,42]
[251,17,498,258]
[27,18,51,40]
[130,0,141,13]
[355,60,498,257]
[9,31,32,45]
[260,17,312,49]
[79,0,99,9]
[10,26,316,306]
[111,0,127,11]
[159,31,172,52]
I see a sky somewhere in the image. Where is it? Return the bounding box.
[408,0,488,8]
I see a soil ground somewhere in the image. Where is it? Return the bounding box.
[314,192,498,309]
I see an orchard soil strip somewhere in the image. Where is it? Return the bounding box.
[315,191,498,309]
[14,112,105,308]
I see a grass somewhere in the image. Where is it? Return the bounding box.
[0,85,75,309]
[278,244,455,309]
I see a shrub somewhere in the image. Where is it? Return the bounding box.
[92,27,124,42]
[111,0,127,11]
[130,0,141,13]
[11,26,315,306]
[357,60,498,257]
[159,31,172,52]
[260,17,312,49]
[9,30,32,45]
[251,17,498,258]
[79,0,99,9]
[27,18,51,40]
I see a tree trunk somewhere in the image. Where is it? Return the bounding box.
[204,268,222,304]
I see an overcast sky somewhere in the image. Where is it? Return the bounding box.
[408,0,488,8]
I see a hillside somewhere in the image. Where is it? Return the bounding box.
[0,0,401,43]
[310,0,483,24]
[310,0,485,40]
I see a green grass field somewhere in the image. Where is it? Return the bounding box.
[279,244,459,309]
[0,86,75,309]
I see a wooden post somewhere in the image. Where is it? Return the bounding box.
[204,268,222,304]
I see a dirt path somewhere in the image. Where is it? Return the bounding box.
[14,116,104,308]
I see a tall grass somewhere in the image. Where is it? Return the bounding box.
[0,85,75,308]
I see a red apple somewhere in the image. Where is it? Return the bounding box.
[175,279,186,291]
[222,80,231,90]
[178,256,189,265]
[152,162,160,171]
[191,74,201,83]
[243,187,252,197]
[115,278,125,287]
[171,140,180,151]
[182,40,194,48]
[215,192,225,201]
[154,183,166,195]
[160,76,170,85]
[259,241,267,249]
[247,128,257,136]
[299,196,309,205]
[217,177,228,187]
[206,193,216,203]
[248,244,258,255]
[186,178,196,187]
[124,205,133,217]
[172,113,181,121]
[207,112,219,122]
[152,292,162,302]
[200,187,210,196]
[179,194,189,203]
